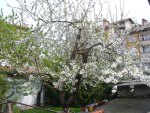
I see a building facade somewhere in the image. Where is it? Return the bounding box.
[103,18,150,67]
[130,19,150,66]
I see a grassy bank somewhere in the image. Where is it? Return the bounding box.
[22,106,80,113]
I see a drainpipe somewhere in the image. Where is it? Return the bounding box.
[6,101,13,113]
[37,81,44,107]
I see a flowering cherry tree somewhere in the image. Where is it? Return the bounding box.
[1,0,150,109]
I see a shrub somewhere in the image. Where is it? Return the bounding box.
[77,83,112,106]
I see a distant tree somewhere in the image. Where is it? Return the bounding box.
[0,11,40,99]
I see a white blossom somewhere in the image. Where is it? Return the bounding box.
[116,57,123,63]
[111,62,118,68]
[112,89,117,94]
[79,69,86,74]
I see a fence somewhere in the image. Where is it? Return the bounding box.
[0,99,59,113]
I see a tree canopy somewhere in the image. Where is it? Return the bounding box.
[1,0,150,108]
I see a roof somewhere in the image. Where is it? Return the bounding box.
[117,81,146,87]
[98,98,150,113]
[104,18,135,30]
[130,23,150,33]
[117,18,135,24]
[112,18,135,25]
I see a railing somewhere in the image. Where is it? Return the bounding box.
[0,99,59,113]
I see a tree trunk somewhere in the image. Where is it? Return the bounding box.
[60,28,89,112]
[67,77,82,106]
[60,93,76,113]
[59,92,67,112]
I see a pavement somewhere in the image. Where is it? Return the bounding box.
[96,98,150,113]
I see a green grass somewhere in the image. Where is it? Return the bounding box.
[21,106,80,113]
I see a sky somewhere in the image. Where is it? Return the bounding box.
[0,0,150,24]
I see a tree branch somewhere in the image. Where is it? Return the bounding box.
[39,18,82,29]
[87,42,103,53]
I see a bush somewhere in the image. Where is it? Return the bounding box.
[12,104,20,113]
[0,74,7,98]
[77,83,112,106]
[0,74,8,111]
[38,83,112,107]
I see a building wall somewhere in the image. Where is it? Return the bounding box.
[124,23,150,65]
[7,80,44,110]
[103,18,150,65]
[125,20,133,29]
[126,33,141,55]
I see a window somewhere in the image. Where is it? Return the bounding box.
[143,45,150,53]
[129,37,136,42]
[142,35,150,41]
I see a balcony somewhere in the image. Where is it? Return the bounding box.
[140,40,150,45]
[139,33,150,45]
